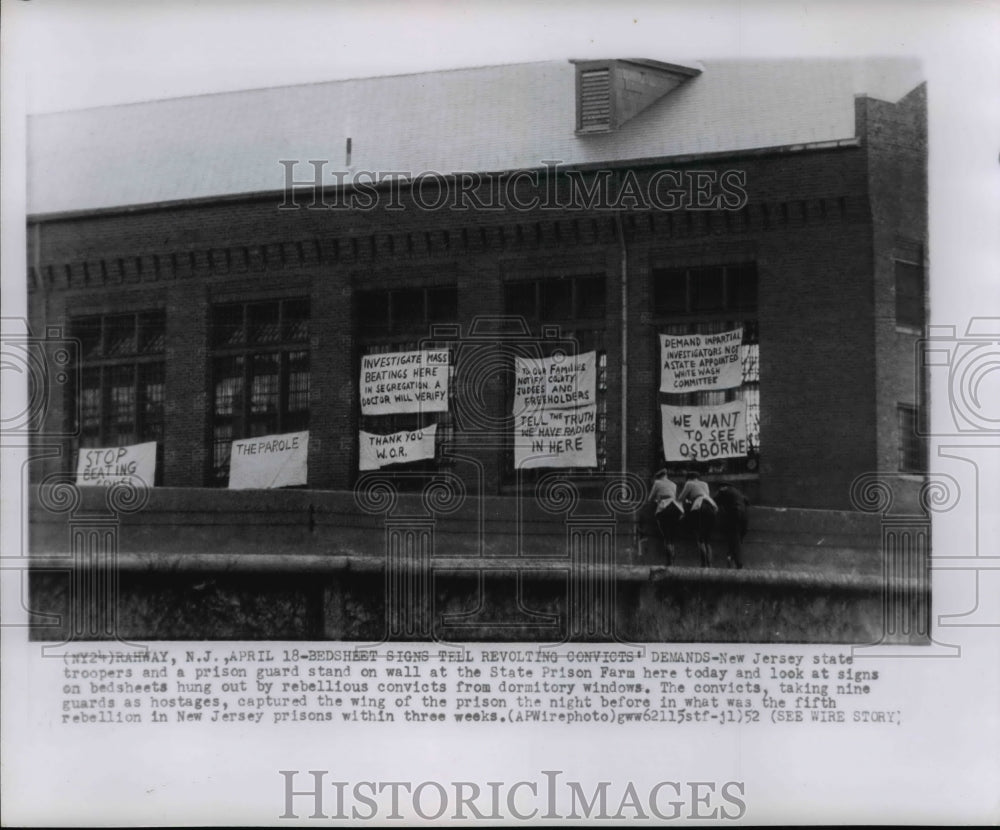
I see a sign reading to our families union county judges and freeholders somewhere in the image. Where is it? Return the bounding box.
[513,351,597,469]
[360,350,449,415]
[659,328,743,393]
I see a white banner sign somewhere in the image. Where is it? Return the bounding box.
[360,350,449,415]
[661,402,747,462]
[513,350,597,414]
[514,404,597,469]
[228,431,308,489]
[358,425,437,471]
[76,442,157,487]
[659,328,744,393]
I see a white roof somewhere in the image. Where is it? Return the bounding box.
[27,57,922,216]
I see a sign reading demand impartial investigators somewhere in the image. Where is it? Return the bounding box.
[360,350,449,415]
[228,431,308,489]
[659,328,743,393]
[359,425,437,471]
[661,402,747,462]
[75,442,157,487]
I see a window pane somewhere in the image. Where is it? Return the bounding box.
[213,356,244,417]
[249,353,280,435]
[653,268,687,314]
[213,423,233,483]
[540,278,573,320]
[249,302,281,344]
[287,351,310,415]
[283,298,310,342]
[138,311,166,354]
[212,304,244,347]
[728,263,758,312]
[357,291,389,335]
[504,281,536,318]
[895,261,924,329]
[139,363,165,441]
[392,288,424,331]
[75,317,103,360]
[576,276,606,319]
[691,266,725,312]
[80,368,102,444]
[427,286,458,323]
[105,314,137,356]
[107,364,135,444]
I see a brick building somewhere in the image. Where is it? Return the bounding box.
[27,57,926,510]
[25,57,930,641]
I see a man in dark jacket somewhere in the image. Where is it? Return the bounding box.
[714,483,750,569]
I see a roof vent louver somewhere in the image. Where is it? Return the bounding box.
[572,58,702,135]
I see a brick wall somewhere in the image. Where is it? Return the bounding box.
[27,140,919,509]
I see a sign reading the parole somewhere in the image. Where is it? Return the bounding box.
[228,430,308,489]
[360,350,449,415]
[659,328,744,393]
[76,442,157,487]
[514,404,597,469]
[513,350,597,414]
[359,425,437,471]
[661,402,747,462]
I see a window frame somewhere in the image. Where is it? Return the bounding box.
[209,297,311,486]
[68,310,166,483]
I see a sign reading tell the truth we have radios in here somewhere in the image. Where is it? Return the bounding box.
[513,350,597,469]
[659,327,743,393]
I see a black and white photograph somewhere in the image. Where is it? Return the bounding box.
[2,1,998,825]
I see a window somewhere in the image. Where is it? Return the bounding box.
[355,286,458,480]
[652,262,760,475]
[210,298,310,485]
[895,260,925,331]
[69,311,166,480]
[898,404,927,472]
[503,275,608,480]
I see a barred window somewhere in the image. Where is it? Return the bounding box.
[503,275,608,482]
[355,286,458,481]
[69,311,166,481]
[210,298,310,485]
[652,262,760,476]
[895,260,925,331]
[898,404,927,472]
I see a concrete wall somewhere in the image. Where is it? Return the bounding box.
[28,486,928,644]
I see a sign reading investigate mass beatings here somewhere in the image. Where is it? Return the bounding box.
[661,401,747,462]
[76,442,157,487]
[228,431,308,489]
[359,425,437,471]
[659,327,743,393]
[360,350,449,415]
[514,404,597,469]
